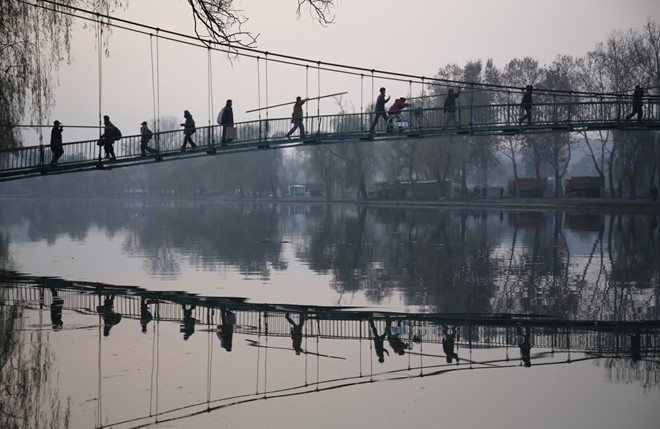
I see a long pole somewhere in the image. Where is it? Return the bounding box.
[245,92,348,113]
[1,124,105,129]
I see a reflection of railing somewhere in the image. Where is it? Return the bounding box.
[2,281,659,354]
[1,100,659,181]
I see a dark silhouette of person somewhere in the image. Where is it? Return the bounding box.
[285,312,306,355]
[97,294,122,337]
[650,185,658,202]
[217,308,235,352]
[370,87,391,134]
[444,88,461,126]
[99,115,121,160]
[140,297,153,333]
[442,326,460,364]
[139,121,158,157]
[286,96,308,140]
[180,305,196,340]
[368,318,389,363]
[219,99,235,145]
[181,110,197,150]
[518,85,534,124]
[50,288,63,331]
[387,320,409,356]
[49,120,64,167]
[518,325,532,367]
[625,85,644,122]
[630,331,641,362]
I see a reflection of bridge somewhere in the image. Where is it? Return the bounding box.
[1,100,659,182]
[3,277,659,355]
[3,276,659,429]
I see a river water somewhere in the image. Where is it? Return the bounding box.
[0,199,658,428]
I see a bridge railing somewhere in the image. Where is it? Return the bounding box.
[1,100,658,175]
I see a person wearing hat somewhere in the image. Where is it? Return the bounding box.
[625,85,644,122]
[518,85,534,124]
[140,121,158,157]
[49,120,64,167]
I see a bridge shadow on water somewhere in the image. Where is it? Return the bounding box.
[1,271,659,428]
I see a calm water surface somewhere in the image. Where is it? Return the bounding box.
[0,199,658,428]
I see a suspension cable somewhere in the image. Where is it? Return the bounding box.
[21,0,638,99]
[149,35,157,132]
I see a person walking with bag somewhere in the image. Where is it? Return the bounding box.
[181,110,197,150]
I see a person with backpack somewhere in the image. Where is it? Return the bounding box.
[218,99,235,145]
[181,110,197,150]
[139,121,158,157]
[99,115,121,160]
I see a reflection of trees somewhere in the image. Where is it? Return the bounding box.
[0,231,13,271]
[0,302,70,428]
[596,358,660,393]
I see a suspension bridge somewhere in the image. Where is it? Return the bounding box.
[3,0,660,183]
[1,100,659,183]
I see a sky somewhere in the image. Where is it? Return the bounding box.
[24,0,659,144]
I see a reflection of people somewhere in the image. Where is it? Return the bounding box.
[218,309,236,352]
[442,326,459,364]
[181,305,196,340]
[518,325,532,367]
[285,312,306,355]
[49,120,64,167]
[369,318,389,363]
[387,320,409,356]
[97,294,122,337]
[140,297,153,333]
[50,288,64,331]
[630,331,641,363]
[518,85,534,124]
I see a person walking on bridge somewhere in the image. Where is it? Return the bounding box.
[444,88,461,127]
[370,87,391,135]
[140,121,158,157]
[518,85,534,124]
[181,110,197,150]
[625,85,644,122]
[99,115,121,160]
[286,96,308,140]
[219,99,235,145]
[49,120,64,167]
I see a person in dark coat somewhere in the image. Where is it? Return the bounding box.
[180,305,196,340]
[219,99,235,145]
[99,115,120,160]
[285,96,308,140]
[97,294,122,337]
[140,297,153,333]
[285,312,306,355]
[369,318,389,363]
[625,85,644,122]
[139,121,158,157]
[181,110,197,150]
[50,288,64,331]
[217,308,236,352]
[49,120,64,167]
[370,87,391,134]
[518,325,532,367]
[444,88,461,126]
[518,85,534,124]
[442,326,460,364]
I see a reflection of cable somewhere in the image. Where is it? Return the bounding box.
[149,313,156,416]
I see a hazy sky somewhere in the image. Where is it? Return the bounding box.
[27,0,659,143]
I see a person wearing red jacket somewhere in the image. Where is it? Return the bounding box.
[388,97,409,115]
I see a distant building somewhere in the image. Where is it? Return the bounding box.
[288,184,306,197]
[564,176,604,198]
[369,180,453,200]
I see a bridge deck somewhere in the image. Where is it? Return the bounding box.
[1,101,659,182]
